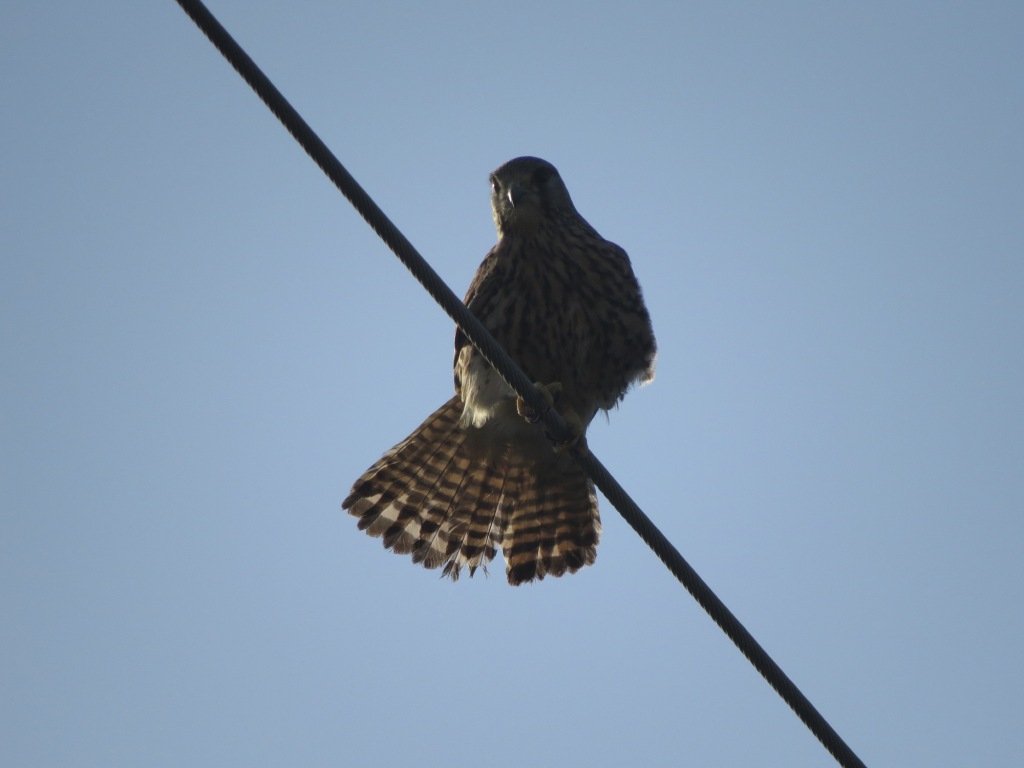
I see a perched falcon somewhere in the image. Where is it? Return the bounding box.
[343,156,656,585]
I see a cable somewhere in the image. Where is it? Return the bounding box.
[172,2,868,766]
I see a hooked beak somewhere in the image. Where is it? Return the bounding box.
[506,182,527,208]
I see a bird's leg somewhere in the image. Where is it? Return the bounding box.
[516,382,587,454]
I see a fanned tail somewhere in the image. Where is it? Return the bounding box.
[344,397,600,585]
[343,397,507,579]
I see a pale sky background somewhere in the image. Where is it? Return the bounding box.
[3,2,1023,766]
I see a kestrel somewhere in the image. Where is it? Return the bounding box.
[343,156,656,585]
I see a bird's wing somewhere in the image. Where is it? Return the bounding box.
[453,244,507,396]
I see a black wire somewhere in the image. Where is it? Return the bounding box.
[172,2,868,766]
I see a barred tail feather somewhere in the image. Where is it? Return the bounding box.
[502,459,600,586]
[437,457,508,579]
[343,397,508,579]
[344,398,600,585]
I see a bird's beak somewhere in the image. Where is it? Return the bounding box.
[507,183,527,208]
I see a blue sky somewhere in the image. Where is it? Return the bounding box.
[3,2,1023,766]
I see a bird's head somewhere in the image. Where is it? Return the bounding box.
[489,156,576,237]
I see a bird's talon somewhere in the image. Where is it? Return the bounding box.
[517,382,585,453]
[516,381,562,423]
[547,430,588,455]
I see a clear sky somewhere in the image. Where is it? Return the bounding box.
[3,2,1023,766]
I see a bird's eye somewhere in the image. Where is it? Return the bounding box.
[489,175,500,193]
[532,166,552,185]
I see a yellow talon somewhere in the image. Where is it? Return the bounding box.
[550,406,586,455]
[516,381,562,422]
[516,382,585,454]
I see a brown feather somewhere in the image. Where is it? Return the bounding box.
[344,156,655,585]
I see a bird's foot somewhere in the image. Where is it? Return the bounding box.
[549,408,587,454]
[516,382,587,454]
[516,381,561,423]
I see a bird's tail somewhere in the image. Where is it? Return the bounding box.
[343,396,600,584]
[344,396,507,579]
[501,457,599,585]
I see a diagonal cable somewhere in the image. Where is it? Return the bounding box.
[172,2,868,766]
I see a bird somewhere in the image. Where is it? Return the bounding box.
[343,156,656,585]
